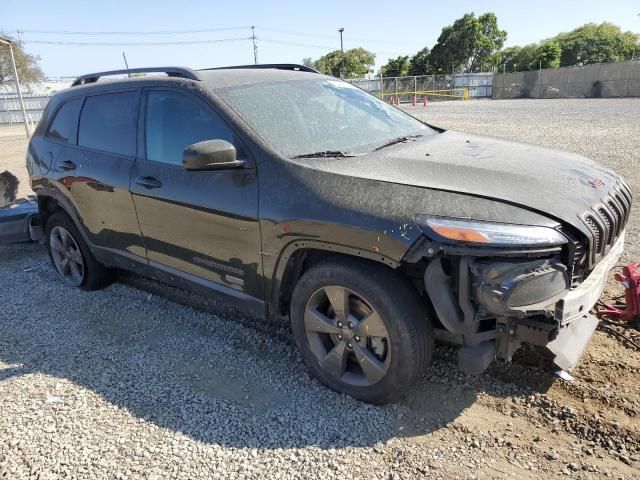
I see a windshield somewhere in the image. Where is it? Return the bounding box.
[218,78,433,157]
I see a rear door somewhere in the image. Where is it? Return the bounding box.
[50,89,146,261]
[130,88,262,298]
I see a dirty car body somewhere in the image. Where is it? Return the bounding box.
[20,65,632,402]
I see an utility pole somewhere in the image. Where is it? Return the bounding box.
[251,26,258,65]
[338,27,345,78]
[0,35,29,137]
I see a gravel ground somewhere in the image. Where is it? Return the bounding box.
[1,99,639,479]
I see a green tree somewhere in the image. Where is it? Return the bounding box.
[309,47,375,78]
[302,57,314,68]
[380,55,410,77]
[553,22,639,66]
[429,12,507,73]
[408,47,431,75]
[537,40,561,69]
[0,41,44,87]
[497,41,561,72]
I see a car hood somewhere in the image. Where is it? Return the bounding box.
[304,130,628,237]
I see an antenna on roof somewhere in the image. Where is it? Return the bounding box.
[122,52,131,78]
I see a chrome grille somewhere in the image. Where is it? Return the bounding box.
[582,182,632,264]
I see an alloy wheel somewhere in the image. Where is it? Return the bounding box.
[303,285,391,387]
[49,226,85,287]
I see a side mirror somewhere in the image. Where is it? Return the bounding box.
[182,139,245,171]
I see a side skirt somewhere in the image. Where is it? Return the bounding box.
[93,245,267,319]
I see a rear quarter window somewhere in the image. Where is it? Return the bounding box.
[78,92,137,156]
[46,99,82,144]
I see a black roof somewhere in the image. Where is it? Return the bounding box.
[71,64,321,88]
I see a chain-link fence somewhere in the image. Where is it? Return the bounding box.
[346,73,493,103]
[493,61,640,99]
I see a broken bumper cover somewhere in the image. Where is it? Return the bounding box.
[548,231,625,370]
[557,231,625,324]
[0,198,42,244]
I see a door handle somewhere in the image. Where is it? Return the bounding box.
[58,160,77,171]
[135,176,163,189]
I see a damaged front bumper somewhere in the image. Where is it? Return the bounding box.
[547,231,625,370]
[425,232,625,374]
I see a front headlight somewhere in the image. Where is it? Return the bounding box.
[414,215,567,246]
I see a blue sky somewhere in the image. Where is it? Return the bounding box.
[1,0,639,78]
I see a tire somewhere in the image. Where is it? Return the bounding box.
[290,257,433,404]
[45,210,114,290]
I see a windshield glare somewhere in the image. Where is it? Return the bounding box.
[218,78,433,157]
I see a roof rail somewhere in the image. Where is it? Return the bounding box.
[71,67,200,87]
[202,63,320,74]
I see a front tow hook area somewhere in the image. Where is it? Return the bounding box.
[547,313,599,371]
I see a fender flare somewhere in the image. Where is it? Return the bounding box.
[36,188,94,250]
[269,238,400,311]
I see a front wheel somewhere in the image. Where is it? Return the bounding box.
[290,258,433,404]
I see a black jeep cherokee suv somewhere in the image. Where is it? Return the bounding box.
[26,65,631,403]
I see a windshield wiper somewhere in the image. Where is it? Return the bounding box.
[291,150,362,159]
[373,134,423,151]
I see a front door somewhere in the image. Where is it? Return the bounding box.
[130,88,262,300]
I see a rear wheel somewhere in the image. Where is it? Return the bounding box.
[290,258,433,404]
[45,211,113,290]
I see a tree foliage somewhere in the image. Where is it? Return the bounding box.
[308,48,375,78]
[429,12,507,73]
[0,41,44,87]
[380,55,410,77]
[408,47,431,75]
[553,22,638,66]
[497,41,561,72]
[497,22,638,73]
[303,18,639,79]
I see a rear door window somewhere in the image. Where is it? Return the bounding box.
[78,92,137,156]
[46,99,82,144]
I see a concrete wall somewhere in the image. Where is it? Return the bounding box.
[493,61,640,99]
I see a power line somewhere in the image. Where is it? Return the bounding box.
[16,25,419,48]
[22,37,252,46]
[18,26,250,36]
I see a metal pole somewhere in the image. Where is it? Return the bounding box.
[251,26,258,65]
[3,40,30,137]
[338,28,344,79]
[395,76,398,104]
[626,54,635,97]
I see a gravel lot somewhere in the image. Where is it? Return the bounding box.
[1,99,639,479]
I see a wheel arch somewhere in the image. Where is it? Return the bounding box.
[36,191,93,249]
[271,240,405,317]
